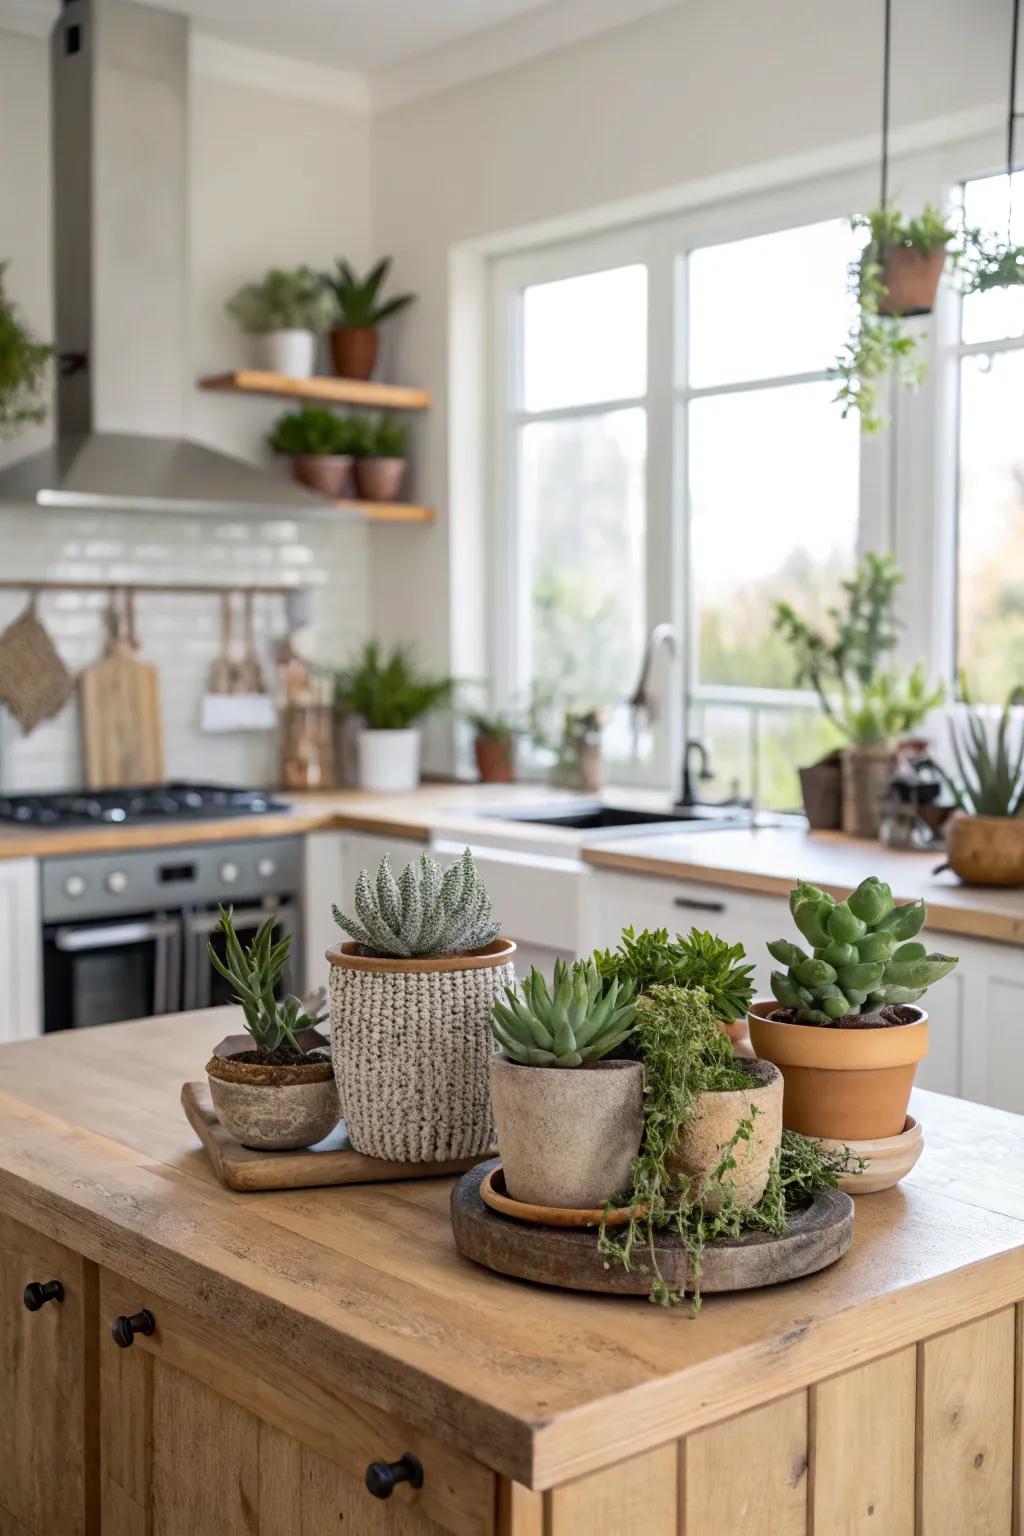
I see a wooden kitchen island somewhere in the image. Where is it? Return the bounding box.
[2,1011,1024,1535]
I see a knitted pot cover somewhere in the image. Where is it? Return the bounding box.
[329,957,514,1162]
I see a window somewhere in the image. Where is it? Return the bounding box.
[956,170,1024,703]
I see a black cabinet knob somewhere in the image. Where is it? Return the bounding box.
[23,1280,64,1311]
[365,1452,423,1500]
[110,1309,155,1348]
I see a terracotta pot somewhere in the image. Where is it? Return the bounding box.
[206,1052,339,1151]
[946,812,1024,887]
[877,245,947,317]
[292,454,353,498]
[841,744,896,838]
[747,999,928,1141]
[326,937,516,1162]
[330,325,378,380]
[799,753,842,830]
[489,1055,644,1208]
[474,734,516,783]
[354,456,407,503]
[667,1058,782,1212]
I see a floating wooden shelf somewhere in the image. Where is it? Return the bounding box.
[345,500,435,524]
[199,370,430,411]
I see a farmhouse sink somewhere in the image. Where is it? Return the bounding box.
[486,802,749,836]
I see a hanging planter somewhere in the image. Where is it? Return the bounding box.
[0,262,52,438]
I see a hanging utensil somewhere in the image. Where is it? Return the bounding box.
[80,587,165,788]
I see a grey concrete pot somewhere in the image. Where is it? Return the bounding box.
[667,1057,782,1212]
[206,1053,340,1151]
[490,1055,644,1209]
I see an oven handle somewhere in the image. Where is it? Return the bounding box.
[52,918,182,953]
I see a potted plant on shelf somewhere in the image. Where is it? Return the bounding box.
[333,640,453,792]
[831,205,956,435]
[938,691,1024,886]
[464,707,521,783]
[205,908,339,1151]
[774,553,944,838]
[0,261,52,437]
[593,924,755,1048]
[225,266,335,378]
[489,957,640,1208]
[353,416,411,503]
[329,848,515,1161]
[749,876,958,1141]
[323,256,414,381]
[268,406,363,496]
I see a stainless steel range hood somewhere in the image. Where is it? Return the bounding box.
[0,0,331,516]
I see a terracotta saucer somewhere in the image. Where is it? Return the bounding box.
[818,1115,923,1195]
[479,1164,640,1229]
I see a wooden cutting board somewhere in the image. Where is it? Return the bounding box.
[80,637,165,789]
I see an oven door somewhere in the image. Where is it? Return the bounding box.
[42,914,182,1031]
[182,902,300,1012]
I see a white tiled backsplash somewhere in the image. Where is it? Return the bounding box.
[0,506,369,792]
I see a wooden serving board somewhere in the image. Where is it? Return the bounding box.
[182,1081,491,1191]
[80,640,164,789]
[451,1160,854,1296]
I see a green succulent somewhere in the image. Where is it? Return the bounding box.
[324,256,414,328]
[938,693,1024,817]
[207,907,325,1056]
[491,958,636,1067]
[333,847,499,958]
[768,877,958,1023]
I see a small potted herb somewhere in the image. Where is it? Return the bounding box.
[268,406,363,496]
[0,261,52,438]
[226,266,335,378]
[464,707,521,783]
[749,877,958,1141]
[334,640,453,791]
[594,924,755,1047]
[354,416,411,503]
[205,908,338,1151]
[323,256,414,381]
[329,848,515,1161]
[939,692,1024,886]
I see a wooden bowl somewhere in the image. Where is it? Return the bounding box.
[479,1164,639,1229]
[818,1115,923,1195]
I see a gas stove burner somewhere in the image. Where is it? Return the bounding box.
[0,782,288,827]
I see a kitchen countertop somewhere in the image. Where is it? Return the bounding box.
[0,1006,1023,1490]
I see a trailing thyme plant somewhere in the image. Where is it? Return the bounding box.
[594,926,755,1021]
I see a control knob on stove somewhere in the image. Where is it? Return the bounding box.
[256,856,277,880]
[63,873,86,899]
[219,860,240,884]
[105,870,127,895]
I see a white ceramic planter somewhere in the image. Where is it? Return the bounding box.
[252,329,316,378]
[357,728,421,791]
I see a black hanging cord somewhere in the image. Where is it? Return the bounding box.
[1009,0,1021,233]
[880,0,893,210]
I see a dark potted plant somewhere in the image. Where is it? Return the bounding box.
[226,266,335,378]
[268,406,363,497]
[205,908,338,1151]
[464,707,520,783]
[774,553,944,837]
[938,691,1024,886]
[0,261,52,438]
[329,848,515,1161]
[323,256,414,381]
[333,639,453,790]
[353,416,410,503]
[749,877,958,1141]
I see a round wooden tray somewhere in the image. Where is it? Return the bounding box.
[452,1160,854,1297]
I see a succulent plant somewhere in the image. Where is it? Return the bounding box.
[491,958,636,1067]
[208,907,325,1056]
[940,695,1024,817]
[767,878,958,1023]
[333,847,500,958]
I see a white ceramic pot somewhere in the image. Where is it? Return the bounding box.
[252,329,316,378]
[356,728,421,791]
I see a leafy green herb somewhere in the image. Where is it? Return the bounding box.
[361,416,410,458]
[268,406,366,457]
[226,266,335,334]
[0,262,52,438]
[324,256,414,328]
[207,907,326,1058]
[594,926,755,1022]
[334,640,453,730]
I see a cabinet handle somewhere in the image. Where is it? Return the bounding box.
[110,1309,155,1348]
[673,895,726,914]
[365,1452,424,1500]
[23,1280,64,1311]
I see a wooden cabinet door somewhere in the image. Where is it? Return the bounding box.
[0,1212,97,1535]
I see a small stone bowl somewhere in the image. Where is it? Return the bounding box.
[206,1042,340,1151]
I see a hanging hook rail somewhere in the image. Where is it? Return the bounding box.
[0,580,302,598]
[880,0,893,211]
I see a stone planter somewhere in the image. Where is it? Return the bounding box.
[206,1050,339,1151]
[327,937,516,1162]
[667,1058,782,1212]
[489,1055,644,1208]
[946,812,1024,887]
[747,999,929,1140]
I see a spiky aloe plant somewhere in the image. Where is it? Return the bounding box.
[333,847,499,958]
[940,695,1024,817]
[491,958,636,1066]
[208,907,325,1057]
[767,877,957,1023]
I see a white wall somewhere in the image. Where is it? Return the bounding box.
[0,30,373,790]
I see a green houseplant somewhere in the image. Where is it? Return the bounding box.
[594,925,755,1045]
[226,266,334,379]
[323,256,414,381]
[353,416,411,504]
[334,640,453,791]
[774,552,944,836]
[939,692,1024,886]
[329,848,515,1161]
[0,262,52,439]
[268,406,364,497]
[204,908,338,1151]
[463,707,522,783]
[749,877,958,1142]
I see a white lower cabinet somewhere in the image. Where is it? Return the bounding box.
[0,857,41,1041]
[302,829,427,990]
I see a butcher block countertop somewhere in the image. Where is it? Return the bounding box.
[1,1007,1024,1490]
